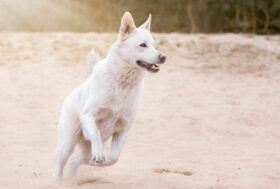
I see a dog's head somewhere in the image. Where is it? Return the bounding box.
[116,12,166,73]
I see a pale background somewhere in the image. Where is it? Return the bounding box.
[0,0,280,189]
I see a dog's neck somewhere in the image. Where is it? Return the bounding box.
[117,66,144,89]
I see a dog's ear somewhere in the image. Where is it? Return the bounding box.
[118,12,136,41]
[139,13,152,32]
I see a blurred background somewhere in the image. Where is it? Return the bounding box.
[1,1,280,189]
[0,0,279,34]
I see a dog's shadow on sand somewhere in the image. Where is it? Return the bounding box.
[77,177,112,185]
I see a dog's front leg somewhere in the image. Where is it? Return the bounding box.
[80,113,105,163]
[93,130,128,167]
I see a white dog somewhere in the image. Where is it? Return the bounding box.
[53,12,166,181]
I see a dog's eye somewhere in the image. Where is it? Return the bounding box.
[139,43,147,47]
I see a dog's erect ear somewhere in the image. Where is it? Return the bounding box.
[139,13,152,32]
[119,12,136,41]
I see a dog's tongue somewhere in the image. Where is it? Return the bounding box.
[143,62,152,68]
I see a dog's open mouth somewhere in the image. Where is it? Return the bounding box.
[136,60,159,73]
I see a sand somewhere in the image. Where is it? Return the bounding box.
[0,33,279,189]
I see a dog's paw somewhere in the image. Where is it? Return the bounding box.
[89,152,105,165]
[89,157,117,167]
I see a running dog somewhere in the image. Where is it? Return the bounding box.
[53,11,166,180]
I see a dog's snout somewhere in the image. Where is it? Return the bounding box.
[158,53,167,63]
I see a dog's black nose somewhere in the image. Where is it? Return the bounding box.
[158,53,167,63]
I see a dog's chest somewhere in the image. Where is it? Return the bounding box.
[92,68,144,140]
[94,106,128,141]
[95,88,140,140]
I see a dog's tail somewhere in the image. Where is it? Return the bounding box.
[86,48,101,76]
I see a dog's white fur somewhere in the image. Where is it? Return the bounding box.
[53,12,166,181]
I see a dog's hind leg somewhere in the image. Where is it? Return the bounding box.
[53,138,76,181]
[69,138,91,178]
[53,108,80,181]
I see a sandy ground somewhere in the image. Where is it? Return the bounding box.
[0,33,280,189]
